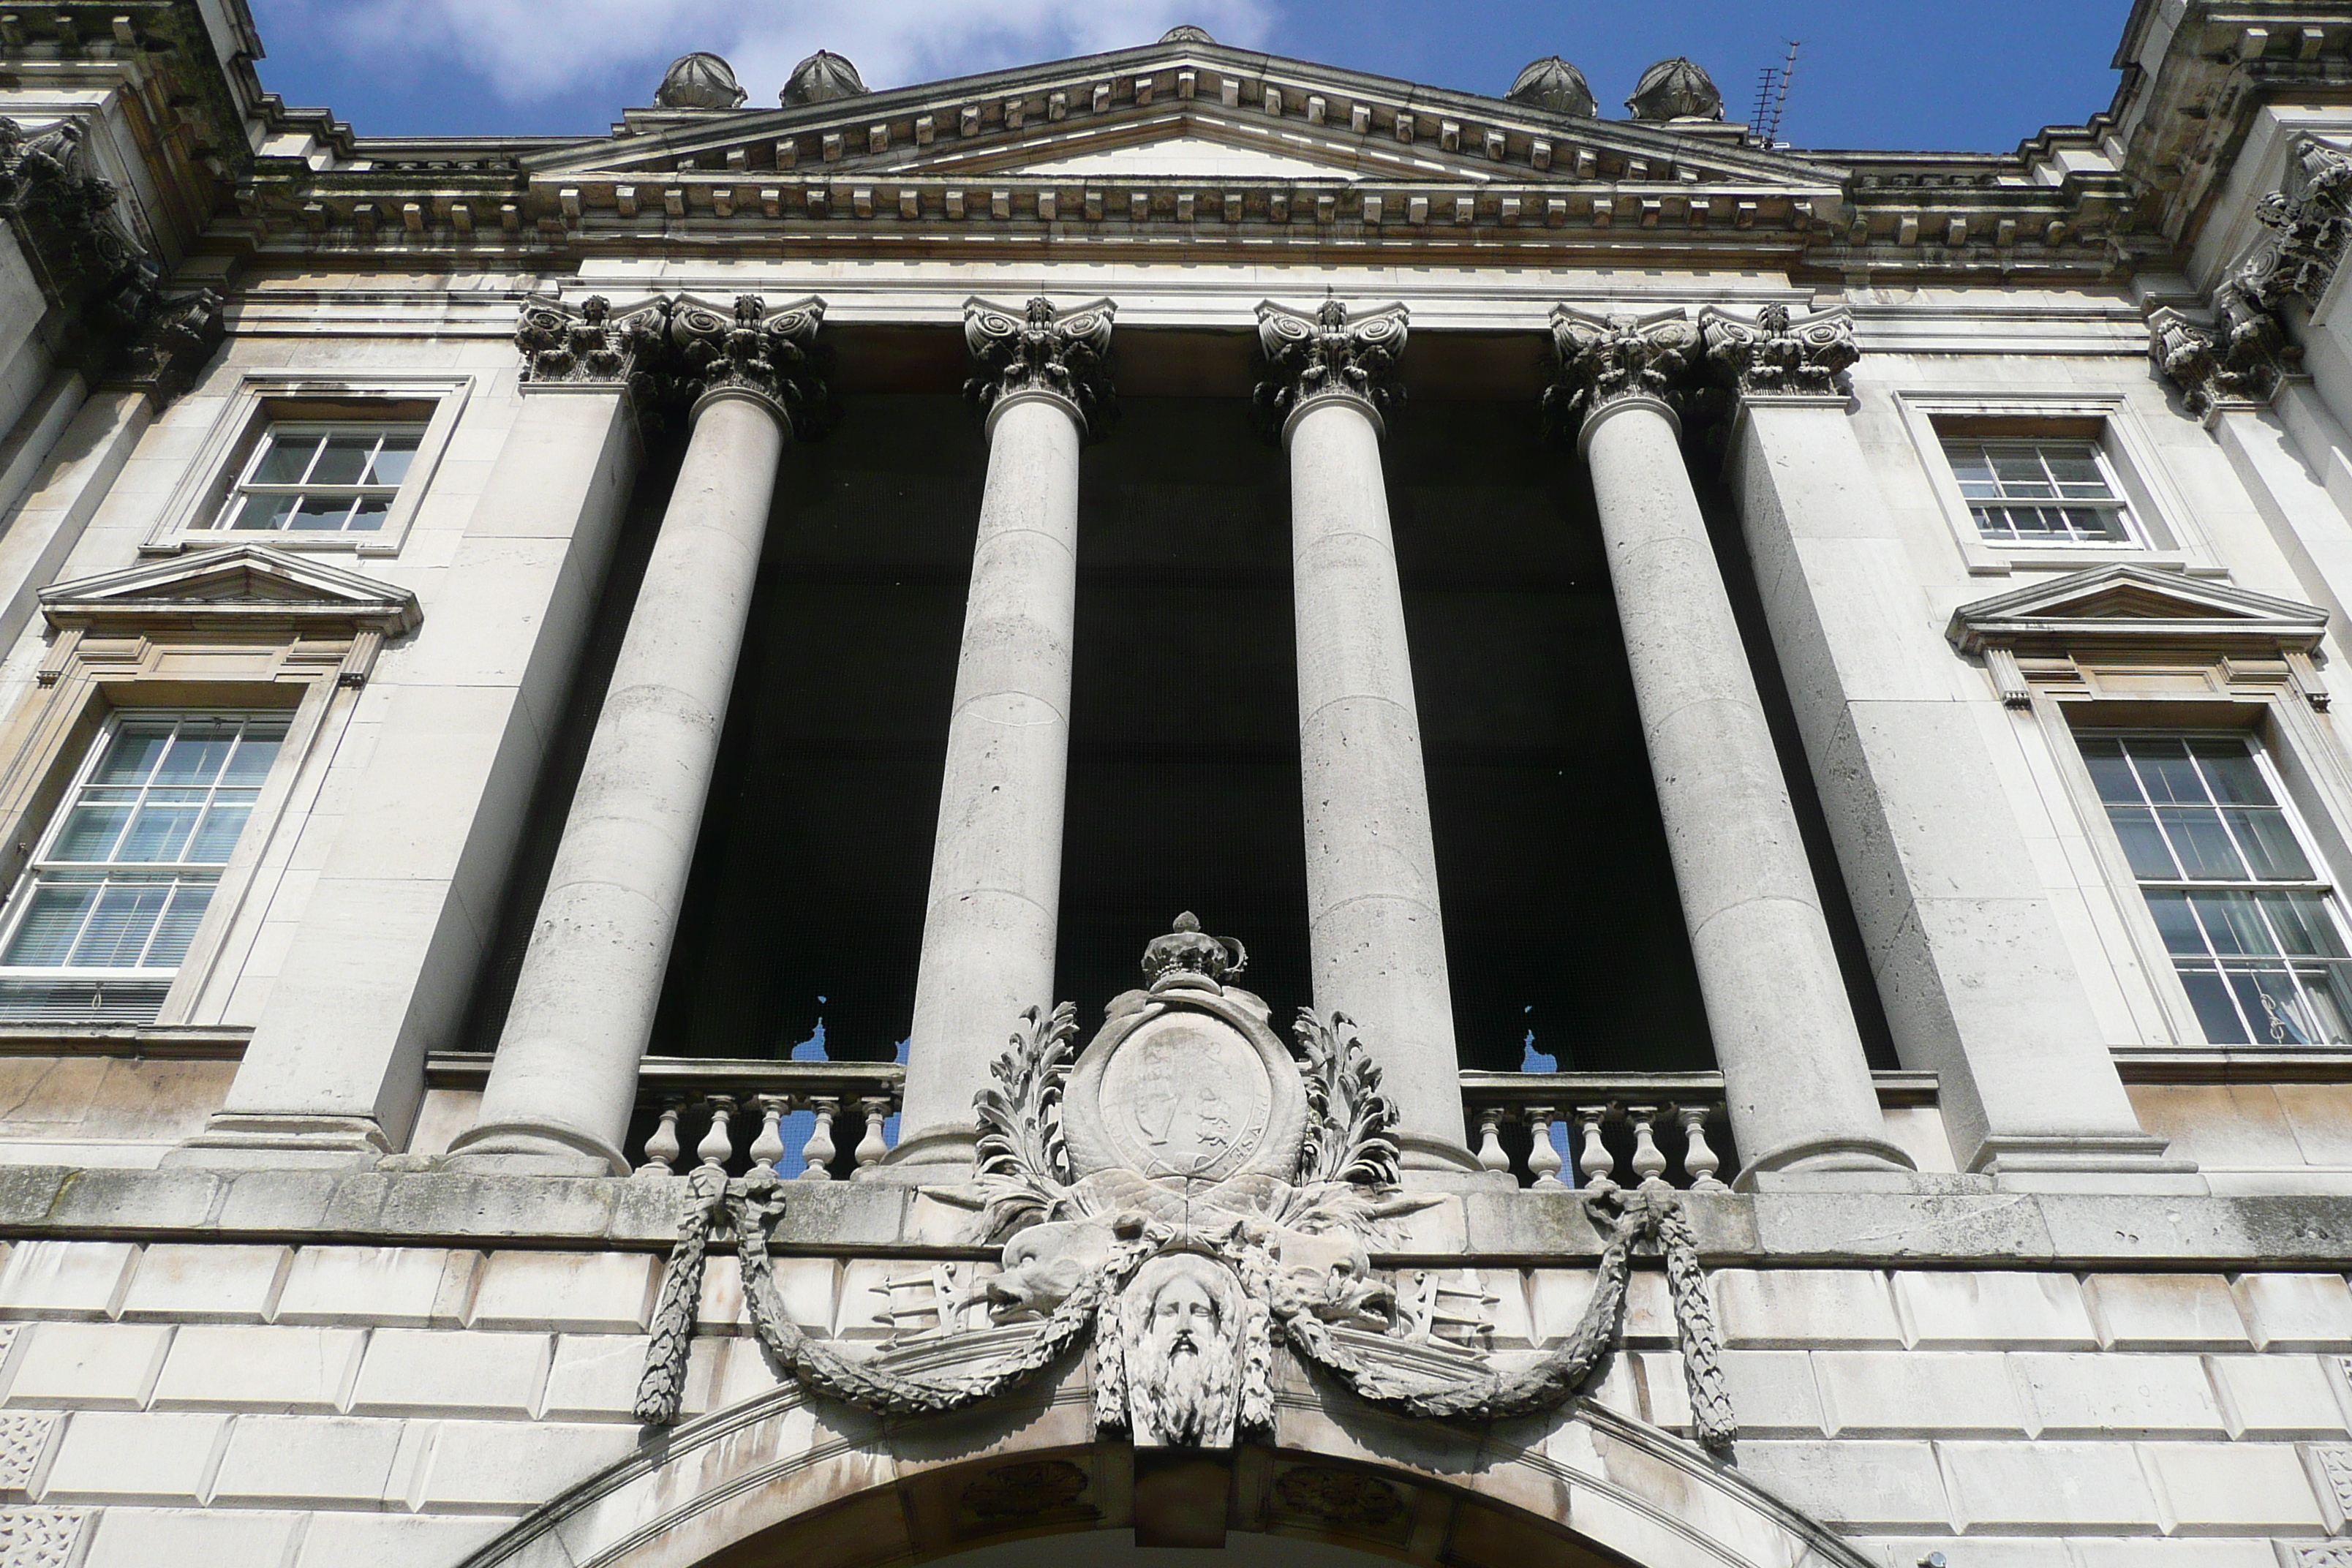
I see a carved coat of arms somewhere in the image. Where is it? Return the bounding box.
[634,916,1734,1451]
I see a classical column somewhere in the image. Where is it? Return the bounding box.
[1549,305,1911,1183]
[889,296,1113,1171]
[1705,304,2182,1181]
[449,296,826,1175]
[1256,299,1473,1173]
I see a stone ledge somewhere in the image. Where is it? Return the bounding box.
[0,1166,2347,1267]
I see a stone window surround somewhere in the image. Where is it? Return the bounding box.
[2023,661,2352,1057]
[1893,389,2217,579]
[137,372,473,560]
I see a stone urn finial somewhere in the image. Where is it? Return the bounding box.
[1625,56,1723,122]
[1160,23,1216,43]
[1507,56,1596,118]
[655,52,746,110]
[781,50,867,106]
[1141,912,1248,989]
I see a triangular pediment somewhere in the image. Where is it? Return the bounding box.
[1949,565,2329,653]
[524,37,1844,197]
[41,545,423,635]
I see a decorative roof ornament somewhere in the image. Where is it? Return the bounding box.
[653,52,746,110]
[1625,56,1723,122]
[1545,304,1704,441]
[780,50,867,107]
[630,917,1739,1455]
[1506,56,1596,118]
[963,295,1117,436]
[1159,23,1215,42]
[1699,302,1859,399]
[1253,298,1409,435]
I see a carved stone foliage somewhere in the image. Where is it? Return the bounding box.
[635,916,1738,1455]
[964,296,1117,434]
[668,295,830,436]
[515,294,672,390]
[1545,305,1703,437]
[104,288,225,407]
[0,117,154,325]
[2250,138,2352,312]
[1254,299,1409,431]
[1699,304,1858,399]
[2147,301,2293,417]
[1507,56,1596,118]
[1626,57,1722,122]
[656,52,747,110]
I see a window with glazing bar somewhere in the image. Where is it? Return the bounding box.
[2081,733,2352,1046]
[0,713,287,1021]
[1943,437,2137,545]
[208,423,424,535]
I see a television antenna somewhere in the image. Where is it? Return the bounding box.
[1749,39,1801,148]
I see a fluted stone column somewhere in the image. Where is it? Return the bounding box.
[890,297,1113,1172]
[1550,306,1911,1183]
[1705,304,2182,1181]
[1257,299,1474,1174]
[450,296,826,1176]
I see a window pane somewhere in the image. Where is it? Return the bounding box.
[2270,892,2350,958]
[2192,892,2274,955]
[49,804,128,862]
[2043,451,2112,497]
[225,493,295,531]
[1989,451,2054,494]
[116,802,200,864]
[2232,967,2315,1044]
[345,496,389,531]
[2106,805,2176,879]
[289,494,355,531]
[2159,807,2247,879]
[2,882,91,966]
[2297,963,2352,1044]
[2144,889,2204,955]
[68,882,166,967]
[309,434,373,486]
[366,434,420,485]
[2132,742,2204,803]
[143,883,214,967]
[2078,738,2139,803]
[2190,741,2272,804]
[91,725,170,785]
[218,727,286,785]
[155,725,237,786]
[2228,807,2313,880]
[185,802,251,864]
[2178,965,2249,1043]
[250,432,319,484]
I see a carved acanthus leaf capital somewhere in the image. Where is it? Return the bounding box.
[1698,303,1858,400]
[2247,136,2352,311]
[104,290,225,407]
[2148,300,2295,418]
[1544,305,1703,438]
[515,293,671,386]
[1253,298,1408,433]
[668,293,829,436]
[964,295,1116,434]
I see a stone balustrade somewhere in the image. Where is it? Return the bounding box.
[1460,1071,1734,1190]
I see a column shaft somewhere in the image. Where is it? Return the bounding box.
[452,390,788,1174]
[1287,393,1471,1171]
[892,391,1082,1165]
[1581,395,1909,1179]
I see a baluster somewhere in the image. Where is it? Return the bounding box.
[799,1096,839,1180]
[1680,1103,1730,1191]
[1474,1107,1510,1173]
[1575,1105,1616,1191]
[696,1095,736,1169]
[635,1102,683,1179]
[854,1096,893,1171]
[1525,1106,1565,1187]
[749,1095,788,1171]
[1627,1104,1668,1189]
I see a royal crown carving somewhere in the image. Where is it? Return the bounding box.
[1545,305,1703,436]
[1699,303,1858,399]
[633,916,1736,1454]
[964,295,1117,434]
[1254,299,1409,432]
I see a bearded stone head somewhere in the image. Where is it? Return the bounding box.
[1120,1254,1244,1448]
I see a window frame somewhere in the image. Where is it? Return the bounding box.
[1940,435,2143,549]
[1894,391,2219,578]
[0,710,296,1021]
[208,421,429,538]
[140,372,472,559]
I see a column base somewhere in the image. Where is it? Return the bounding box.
[1972,1131,2203,1191]
[165,1113,392,1170]
[443,1119,628,1177]
[1730,1132,1917,1193]
[868,1121,977,1183]
[1397,1129,1489,1178]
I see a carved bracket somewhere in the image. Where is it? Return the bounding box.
[965,295,1116,436]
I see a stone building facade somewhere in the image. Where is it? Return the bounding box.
[0,3,2348,1566]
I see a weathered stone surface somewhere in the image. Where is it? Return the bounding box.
[148,1324,364,1413]
[3,1322,170,1409]
[1813,1351,2032,1435]
[2138,1440,2326,1532]
[1711,1270,1903,1347]
[2205,1354,2351,1437]
[40,1411,230,1503]
[415,1419,639,1511]
[117,1244,290,1322]
[273,1245,478,1327]
[209,1414,419,1507]
[1938,1439,2163,1532]
[2009,1352,2226,1437]
[0,1242,133,1319]
[1731,1439,1950,1529]
[347,1328,552,1417]
[2231,1274,2352,1350]
[81,1507,303,1568]
[293,1512,504,1568]
[470,1250,657,1333]
[2082,1275,2252,1351]
[1892,1270,2099,1349]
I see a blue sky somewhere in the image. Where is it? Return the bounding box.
[246,0,2133,154]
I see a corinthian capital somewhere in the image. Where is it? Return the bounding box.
[1544,306,1702,438]
[668,294,829,436]
[962,295,1116,435]
[2247,137,2352,310]
[1253,298,1408,434]
[2148,299,2294,419]
[514,293,671,388]
[1697,303,1858,399]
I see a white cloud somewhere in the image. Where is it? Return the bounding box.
[291,0,1275,105]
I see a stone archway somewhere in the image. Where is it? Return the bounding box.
[459,1360,1867,1568]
